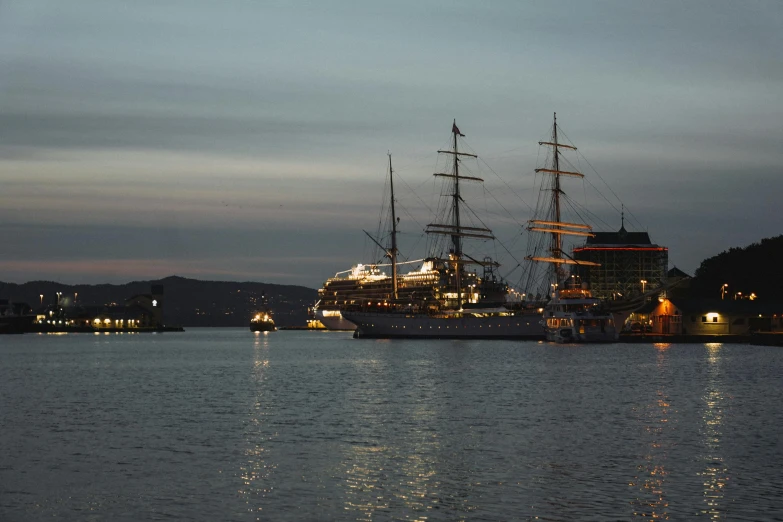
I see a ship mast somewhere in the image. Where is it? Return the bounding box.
[552,113,563,284]
[426,121,493,310]
[451,121,463,308]
[527,113,599,291]
[388,153,398,300]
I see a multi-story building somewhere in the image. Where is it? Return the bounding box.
[573,225,668,299]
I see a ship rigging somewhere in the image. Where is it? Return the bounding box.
[522,113,624,342]
[344,121,543,339]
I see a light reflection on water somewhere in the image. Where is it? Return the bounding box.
[701,343,728,520]
[339,348,444,521]
[340,355,395,520]
[393,357,442,521]
[2,332,783,521]
[630,342,672,519]
[239,333,273,519]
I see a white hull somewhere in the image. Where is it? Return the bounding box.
[343,311,544,340]
[312,309,356,331]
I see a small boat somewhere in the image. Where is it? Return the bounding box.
[543,287,618,342]
[250,311,276,332]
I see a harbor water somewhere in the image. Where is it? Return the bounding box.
[2,329,782,520]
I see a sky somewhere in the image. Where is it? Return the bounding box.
[0,1,781,290]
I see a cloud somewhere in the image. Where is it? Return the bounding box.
[0,1,782,288]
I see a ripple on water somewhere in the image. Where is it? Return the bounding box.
[1,332,783,520]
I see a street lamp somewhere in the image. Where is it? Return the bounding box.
[721,283,728,300]
[39,294,44,307]
[641,279,647,293]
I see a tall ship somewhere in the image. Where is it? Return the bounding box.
[312,154,445,331]
[522,113,625,342]
[343,121,545,339]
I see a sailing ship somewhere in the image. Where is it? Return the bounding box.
[524,113,621,342]
[343,121,545,339]
[311,154,446,330]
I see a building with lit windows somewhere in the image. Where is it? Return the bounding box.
[573,225,668,299]
[648,297,783,335]
[35,285,166,331]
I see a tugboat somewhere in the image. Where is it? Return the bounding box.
[249,311,276,332]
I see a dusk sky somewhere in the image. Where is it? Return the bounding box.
[1,1,781,289]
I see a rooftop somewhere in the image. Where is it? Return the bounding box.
[582,225,661,247]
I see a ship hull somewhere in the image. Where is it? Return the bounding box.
[250,322,276,332]
[545,327,617,343]
[343,311,544,340]
[0,314,35,334]
[312,309,356,331]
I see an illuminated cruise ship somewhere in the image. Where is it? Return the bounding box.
[312,259,442,330]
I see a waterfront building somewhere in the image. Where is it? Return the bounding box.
[573,224,668,299]
[126,284,164,327]
[36,285,165,330]
[648,297,783,335]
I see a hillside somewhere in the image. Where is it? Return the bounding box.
[690,235,783,300]
[0,275,318,327]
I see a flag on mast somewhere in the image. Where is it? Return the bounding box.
[452,120,465,137]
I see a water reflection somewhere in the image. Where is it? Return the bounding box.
[631,343,672,519]
[339,350,442,521]
[340,356,393,520]
[700,343,728,520]
[238,334,273,520]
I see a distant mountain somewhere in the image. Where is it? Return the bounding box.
[0,275,318,327]
[690,235,783,300]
